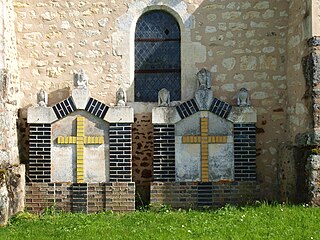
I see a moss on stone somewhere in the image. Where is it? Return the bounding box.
[311,148,320,155]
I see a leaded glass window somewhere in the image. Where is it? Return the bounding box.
[135,10,181,102]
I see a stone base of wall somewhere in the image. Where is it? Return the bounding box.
[307,155,320,206]
[151,181,260,209]
[0,165,25,226]
[26,182,135,213]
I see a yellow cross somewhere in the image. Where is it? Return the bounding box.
[182,117,227,182]
[57,116,104,183]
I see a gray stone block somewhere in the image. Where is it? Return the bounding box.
[72,88,90,109]
[104,107,134,123]
[152,107,181,124]
[27,106,58,124]
[227,106,257,123]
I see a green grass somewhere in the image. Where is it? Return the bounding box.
[0,203,319,240]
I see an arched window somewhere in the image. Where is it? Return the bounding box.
[135,10,181,102]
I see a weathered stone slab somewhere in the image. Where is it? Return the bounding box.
[27,106,58,124]
[71,88,90,110]
[52,112,109,183]
[306,155,320,206]
[104,106,134,123]
[175,112,234,182]
[152,107,181,124]
[0,165,25,226]
[227,106,257,123]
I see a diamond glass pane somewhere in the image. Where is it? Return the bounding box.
[135,41,180,70]
[135,11,180,39]
[135,10,181,102]
[135,73,181,102]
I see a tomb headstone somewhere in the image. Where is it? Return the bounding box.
[151,69,259,208]
[26,78,135,213]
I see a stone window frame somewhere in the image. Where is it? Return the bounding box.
[113,2,206,110]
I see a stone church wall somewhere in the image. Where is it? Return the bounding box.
[12,0,318,203]
[0,0,24,225]
[278,0,312,203]
[0,0,20,165]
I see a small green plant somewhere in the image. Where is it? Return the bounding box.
[41,205,60,216]
[8,211,38,225]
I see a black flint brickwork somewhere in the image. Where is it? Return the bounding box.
[209,98,232,119]
[109,123,132,182]
[234,124,256,181]
[52,97,76,119]
[153,124,175,181]
[176,98,199,119]
[197,182,213,208]
[28,124,51,182]
[72,183,88,213]
[85,97,109,119]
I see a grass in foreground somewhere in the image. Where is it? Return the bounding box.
[0,203,319,240]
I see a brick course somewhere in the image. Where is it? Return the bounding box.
[234,124,257,181]
[176,99,199,120]
[151,181,259,209]
[26,182,135,213]
[109,123,132,182]
[85,97,109,119]
[28,124,51,182]
[153,124,175,181]
[52,97,76,119]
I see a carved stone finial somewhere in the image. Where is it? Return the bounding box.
[158,88,170,107]
[237,88,251,107]
[116,87,126,106]
[196,68,212,90]
[195,68,213,110]
[74,69,88,88]
[37,88,48,107]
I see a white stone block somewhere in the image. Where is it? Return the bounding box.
[104,107,134,123]
[71,88,90,110]
[227,107,257,123]
[152,107,181,124]
[27,106,58,124]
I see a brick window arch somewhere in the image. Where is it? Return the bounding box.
[134,10,181,102]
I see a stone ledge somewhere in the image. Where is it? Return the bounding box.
[104,107,134,123]
[227,106,257,123]
[27,106,57,124]
[152,107,181,124]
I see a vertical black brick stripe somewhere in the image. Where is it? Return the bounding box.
[153,124,175,181]
[28,124,51,182]
[176,98,199,119]
[85,97,109,119]
[209,98,232,119]
[52,97,76,119]
[72,183,88,213]
[198,182,213,208]
[234,124,256,181]
[109,123,132,182]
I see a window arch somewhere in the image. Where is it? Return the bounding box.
[134,10,181,102]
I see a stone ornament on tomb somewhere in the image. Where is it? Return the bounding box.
[37,89,48,107]
[74,69,88,89]
[116,87,126,107]
[237,88,251,107]
[158,88,170,107]
[195,68,214,110]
